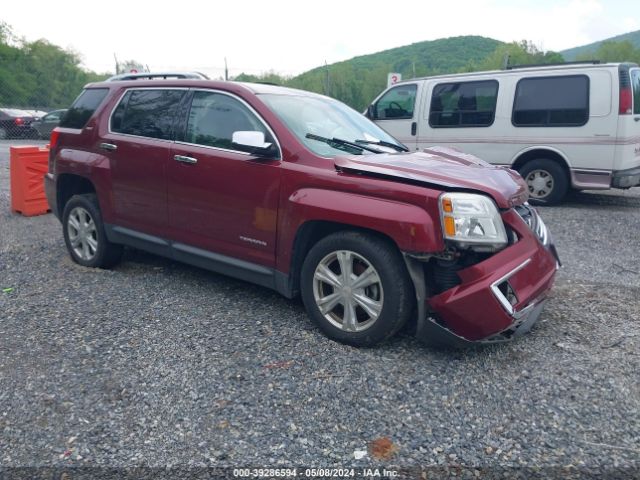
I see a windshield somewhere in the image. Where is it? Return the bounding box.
[259,93,405,157]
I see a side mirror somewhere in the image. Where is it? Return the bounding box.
[365,104,376,120]
[231,131,275,157]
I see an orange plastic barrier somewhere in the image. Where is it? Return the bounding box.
[10,145,51,217]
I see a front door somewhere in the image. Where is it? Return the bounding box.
[167,90,281,268]
[371,83,420,150]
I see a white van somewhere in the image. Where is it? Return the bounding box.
[366,62,640,204]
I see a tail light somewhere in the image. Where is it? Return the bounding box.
[49,128,60,149]
[48,128,60,173]
[619,68,633,115]
[14,117,24,126]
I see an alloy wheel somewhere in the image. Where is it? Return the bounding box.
[67,206,98,261]
[312,250,384,332]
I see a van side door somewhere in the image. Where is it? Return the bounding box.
[369,83,421,150]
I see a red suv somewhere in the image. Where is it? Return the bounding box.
[44,75,559,347]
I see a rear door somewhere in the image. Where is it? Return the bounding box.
[370,83,420,150]
[99,88,186,237]
[167,89,281,268]
[614,67,640,175]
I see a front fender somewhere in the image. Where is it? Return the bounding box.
[276,188,442,273]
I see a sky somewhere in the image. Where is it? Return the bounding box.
[2,0,639,78]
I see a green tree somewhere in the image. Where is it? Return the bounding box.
[472,40,564,71]
[0,24,109,109]
[576,40,640,63]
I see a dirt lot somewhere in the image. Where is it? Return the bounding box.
[0,140,639,478]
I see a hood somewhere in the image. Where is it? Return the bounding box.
[334,146,528,209]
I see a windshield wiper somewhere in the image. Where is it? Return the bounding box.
[305,133,384,154]
[355,139,409,152]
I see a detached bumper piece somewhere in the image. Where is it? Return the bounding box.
[416,298,547,347]
[417,207,558,346]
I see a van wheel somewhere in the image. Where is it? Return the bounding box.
[300,231,414,347]
[62,194,123,269]
[518,159,568,206]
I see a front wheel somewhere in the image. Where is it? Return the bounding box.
[300,231,414,347]
[62,194,123,268]
[518,159,568,206]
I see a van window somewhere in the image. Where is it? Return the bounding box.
[184,91,274,152]
[513,75,589,127]
[60,88,109,129]
[429,80,498,128]
[374,84,417,120]
[111,89,186,140]
[632,69,640,115]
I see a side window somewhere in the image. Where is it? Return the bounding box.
[111,89,185,140]
[429,80,498,128]
[374,84,417,120]
[44,112,61,122]
[185,91,274,152]
[60,88,109,129]
[632,69,640,115]
[513,75,589,127]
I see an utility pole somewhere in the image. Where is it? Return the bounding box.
[224,57,228,81]
[502,54,510,70]
[113,53,120,74]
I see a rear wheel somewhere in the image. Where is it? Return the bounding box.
[300,231,414,347]
[62,194,122,268]
[518,159,568,206]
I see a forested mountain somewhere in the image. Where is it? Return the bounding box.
[236,37,565,110]
[561,30,640,61]
[286,36,502,111]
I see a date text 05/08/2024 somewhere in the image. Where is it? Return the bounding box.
[233,467,400,478]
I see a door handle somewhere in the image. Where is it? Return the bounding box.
[174,154,198,164]
[634,117,640,122]
[411,122,417,136]
[99,142,117,151]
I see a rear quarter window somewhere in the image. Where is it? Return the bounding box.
[512,75,589,127]
[59,88,109,129]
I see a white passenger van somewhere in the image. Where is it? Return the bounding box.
[366,62,640,204]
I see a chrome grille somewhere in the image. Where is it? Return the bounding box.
[514,203,548,245]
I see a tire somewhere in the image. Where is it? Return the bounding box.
[300,231,414,347]
[62,193,123,268]
[518,159,568,206]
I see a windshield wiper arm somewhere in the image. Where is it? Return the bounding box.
[355,139,409,152]
[305,133,384,154]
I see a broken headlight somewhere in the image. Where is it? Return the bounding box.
[439,192,507,251]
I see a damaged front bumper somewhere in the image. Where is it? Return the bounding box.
[406,206,559,346]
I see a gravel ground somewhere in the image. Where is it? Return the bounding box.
[0,140,639,478]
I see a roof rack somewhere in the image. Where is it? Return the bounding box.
[506,60,601,70]
[106,72,210,81]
